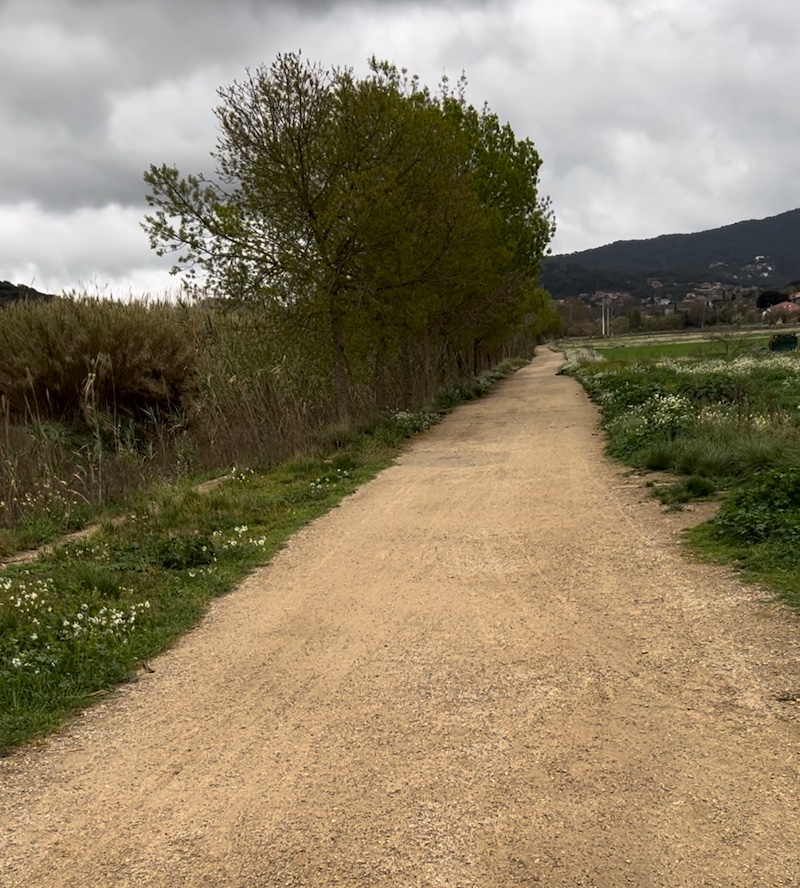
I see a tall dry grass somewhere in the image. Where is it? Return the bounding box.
[0,297,200,424]
[0,297,201,546]
[0,294,540,550]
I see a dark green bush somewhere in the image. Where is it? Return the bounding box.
[685,475,716,497]
[153,534,216,570]
[713,468,800,544]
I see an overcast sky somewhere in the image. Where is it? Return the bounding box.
[2,0,799,295]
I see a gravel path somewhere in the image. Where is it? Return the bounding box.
[2,349,800,887]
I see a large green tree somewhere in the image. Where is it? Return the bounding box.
[143,53,556,422]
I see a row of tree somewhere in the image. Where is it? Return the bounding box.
[143,54,559,422]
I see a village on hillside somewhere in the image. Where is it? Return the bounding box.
[553,263,800,337]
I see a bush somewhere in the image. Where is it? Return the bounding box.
[651,475,716,506]
[574,353,800,485]
[713,468,800,544]
[0,295,531,549]
[605,392,697,459]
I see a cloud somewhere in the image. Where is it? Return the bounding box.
[0,202,166,295]
[1,0,799,288]
[493,0,800,249]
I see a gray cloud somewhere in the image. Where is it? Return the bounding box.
[1,0,799,291]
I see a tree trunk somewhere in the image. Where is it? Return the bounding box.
[330,302,354,425]
[423,330,433,400]
[472,339,481,376]
[400,337,414,409]
[374,338,391,411]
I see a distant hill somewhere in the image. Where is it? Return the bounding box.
[0,280,55,307]
[542,208,800,300]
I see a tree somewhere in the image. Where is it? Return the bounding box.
[143,53,556,422]
[433,88,556,368]
[439,92,554,276]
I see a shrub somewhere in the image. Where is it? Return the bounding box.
[713,468,800,544]
[651,475,715,506]
[605,392,697,459]
[639,435,675,471]
[671,437,731,478]
[685,475,716,497]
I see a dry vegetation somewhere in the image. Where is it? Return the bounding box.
[0,295,542,554]
[0,293,532,749]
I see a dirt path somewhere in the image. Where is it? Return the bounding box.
[2,349,800,887]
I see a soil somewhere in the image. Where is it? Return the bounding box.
[2,348,800,887]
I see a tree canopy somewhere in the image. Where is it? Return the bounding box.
[143,53,558,421]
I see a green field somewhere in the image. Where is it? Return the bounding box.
[560,328,798,363]
[595,336,771,361]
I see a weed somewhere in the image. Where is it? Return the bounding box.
[651,475,716,507]
[712,468,800,545]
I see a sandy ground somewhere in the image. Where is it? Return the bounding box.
[2,348,800,887]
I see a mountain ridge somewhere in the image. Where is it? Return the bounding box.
[542,207,800,299]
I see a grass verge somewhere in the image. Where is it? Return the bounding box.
[686,522,800,611]
[595,336,770,361]
[565,346,800,615]
[0,359,526,753]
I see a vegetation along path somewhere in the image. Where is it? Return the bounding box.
[2,349,800,886]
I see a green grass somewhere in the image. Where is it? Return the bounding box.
[0,360,525,752]
[0,431,390,751]
[687,522,800,610]
[596,336,769,361]
[566,348,800,613]
[647,475,717,509]
[596,337,771,361]
[559,327,800,363]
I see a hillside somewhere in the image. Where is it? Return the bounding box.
[543,208,800,299]
[0,281,55,307]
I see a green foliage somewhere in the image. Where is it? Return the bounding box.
[649,475,716,507]
[688,522,800,609]
[596,336,770,362]
[0,462,374,749]
[152,534,216,570]
[572,351,800,483]
[712,469,800,544]
[686,475,717,497]
[144,52,556,422]
[439,93,554,275]
[605,392,697,459]
[572,348,800,609]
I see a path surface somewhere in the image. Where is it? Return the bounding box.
[2,349,800,887]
